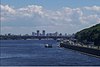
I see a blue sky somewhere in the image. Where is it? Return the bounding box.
[1,0,100,34]
[1,0,100,9]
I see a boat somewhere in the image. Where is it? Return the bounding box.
[45,44,52,48]
[57,44,60,47]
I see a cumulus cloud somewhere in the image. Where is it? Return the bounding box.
[0,5,16,14]
[18,5,44,17]
[84,6,100,12]
[1,4,100,34]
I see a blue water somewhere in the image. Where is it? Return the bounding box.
[0,40,100,66]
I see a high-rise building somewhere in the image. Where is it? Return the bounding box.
[59,33,62,36]
[65,33,67,36]
[42,30,45,36]
[32,32,35,36]
[54,32,58,36]
[37,30,40,36]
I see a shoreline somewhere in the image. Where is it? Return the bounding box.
[60,42,100,57]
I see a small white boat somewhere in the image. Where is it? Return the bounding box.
[45,44,52,48]
[57,44,60,47]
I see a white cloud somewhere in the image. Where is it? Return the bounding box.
[1,4,100,34]
[79,14,100,24]
[84,6,100,12]
[0,5,16,14]
[18,5,44,17]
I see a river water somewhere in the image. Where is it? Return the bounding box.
[0,40,100,66]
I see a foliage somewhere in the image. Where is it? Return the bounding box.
[75,23,100,46]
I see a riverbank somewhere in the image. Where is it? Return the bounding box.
[60,41,100,57]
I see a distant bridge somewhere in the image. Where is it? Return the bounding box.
[0,35,69,40]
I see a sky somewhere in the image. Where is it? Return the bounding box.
[1,0,100,35]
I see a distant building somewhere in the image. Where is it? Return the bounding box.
[32,32,35,36]
[59,33,62,36]
[42,30,45,36]
[25,34,29,36]
[37,30,40,36]
[49,33,52,36]
[46,33,49,36]
[54,32,58,36]
[47,33,53,36]
[8,33,11,36]
[65,33,67,36]
[40,33,42,36]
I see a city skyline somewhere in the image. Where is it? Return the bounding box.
[32,30,64,36]
[2,30,68,36]
[1,0,100,34]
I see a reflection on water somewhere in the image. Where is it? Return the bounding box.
[0,40,100,66]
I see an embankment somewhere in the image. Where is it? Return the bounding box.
[60,43,100,57]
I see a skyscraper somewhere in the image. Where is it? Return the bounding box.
[42,30,45,36]
[37,30,40,36]
[32,32,35,36]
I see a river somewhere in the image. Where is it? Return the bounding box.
[0,40,100,66]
